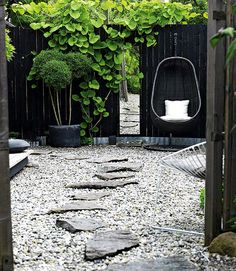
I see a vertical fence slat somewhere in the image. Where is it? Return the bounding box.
[205,0,225,245]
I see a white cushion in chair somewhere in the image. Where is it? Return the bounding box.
[165,100,189,117]
[160,115,191,122]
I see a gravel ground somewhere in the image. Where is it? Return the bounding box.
[11,145,236,271]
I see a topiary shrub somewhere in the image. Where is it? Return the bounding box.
[40,60,72,90]
[28,49,92,126]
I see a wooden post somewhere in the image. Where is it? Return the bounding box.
[223,0,236,230]
[0,0,14,270]
[205,0,226,245]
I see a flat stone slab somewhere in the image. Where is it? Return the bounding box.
[116,141,143,147]
[66,179,138,189]
[31,150,52,155]
[26,162,40,168]
[100,162,142,173]
[95,172,135,180]
[48,201,106,214]
[105,256,198,271]
[88,157,128,164]
[63,155,89,161]
[85,230,139,260]
[72,191,111,200]
[56,217,106,232]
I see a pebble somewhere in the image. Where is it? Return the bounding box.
[11,145,236,270]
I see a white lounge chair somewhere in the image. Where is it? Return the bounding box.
[159,141,206,179]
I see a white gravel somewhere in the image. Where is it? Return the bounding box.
[11,145,236,270]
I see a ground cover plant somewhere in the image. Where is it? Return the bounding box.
[11,0,207,144]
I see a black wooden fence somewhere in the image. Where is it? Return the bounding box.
[140,25,207,138]
[7,25,207,139]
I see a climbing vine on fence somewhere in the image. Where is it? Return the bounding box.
[11,0,206,144]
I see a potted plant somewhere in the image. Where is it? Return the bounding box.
[28,49,92,147]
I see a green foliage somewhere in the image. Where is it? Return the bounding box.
[40,60,72,90]
[28,49,64,80]
[199,187,205,209]
[125,47,142,94]
[29,49,92,126]
[6,30,15,61]
[172,0,208,24]
[64,52,93,79]
[11,0,206,143]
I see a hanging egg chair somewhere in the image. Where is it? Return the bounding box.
[150,57,201,133]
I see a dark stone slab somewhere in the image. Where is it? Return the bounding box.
[116,141,143,147]
[56,217,106,232]
[100,163,143,173]
[105,257,198,271]
[48,201,106,214]
[72,191,111,200]
[95,172,135,180]
[66,179,138,189]
[85,230,139,260]
[31,150,52,155]
[64,155,89,161]
[89,157,128,164]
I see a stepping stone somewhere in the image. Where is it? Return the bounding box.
[63,155,89,161]
[120,124,138,128]
[31,150,52,155]
[26,162,40,168]
[88,157,128,164]
[85,230,139,260]
[105,256,198,271]
[100,162,142,173]
[48,201,106,214]
[72,191,111,200]
[95,172,135,180]
[66,179,138,189]
[56,217,106,232]
[116,141,143,147]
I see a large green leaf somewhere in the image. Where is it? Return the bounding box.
[91,18,103,28]
[91,63,101,72]
[68,36,77,46]
[89,33,100,44]
[70,10,80,20]
[114,53,123,65]
[107,40,118,51]
[71,1,80,11]
[89,80,100,90]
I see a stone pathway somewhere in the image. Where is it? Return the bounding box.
[45,153,199,270]
[120,93,140,134]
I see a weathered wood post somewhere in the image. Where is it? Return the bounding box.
[0,0,14,269]
[205,0,226,245]
[223,0,236,231]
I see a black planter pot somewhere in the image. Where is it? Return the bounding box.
[49,124,80,147]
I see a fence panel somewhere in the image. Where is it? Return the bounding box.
[8,25,206,139]
[140,25,207,138]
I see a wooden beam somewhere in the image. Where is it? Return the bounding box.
[205,0,226,245]
[223,0,236,231]
[0,0,14,270]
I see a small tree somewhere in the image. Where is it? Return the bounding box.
[28,49,92,126]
